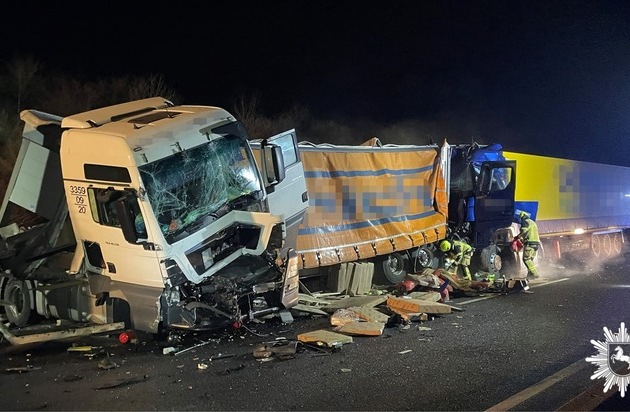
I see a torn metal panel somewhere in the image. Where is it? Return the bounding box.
[0,321,124,346]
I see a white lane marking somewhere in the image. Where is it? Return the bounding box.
[459,278,571,305]
[485,358,587,411]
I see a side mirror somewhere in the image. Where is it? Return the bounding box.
[114,191,146,244]
[262,143,286,186]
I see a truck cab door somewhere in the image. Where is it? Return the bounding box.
[251,130,309,249]
[474,160,516,245]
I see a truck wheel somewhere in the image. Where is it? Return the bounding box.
[480,246,502,273]
[381,253,409,284]
[3,279,32,327]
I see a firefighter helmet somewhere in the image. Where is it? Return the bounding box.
[440,240,452,252]
[519,211,529,221]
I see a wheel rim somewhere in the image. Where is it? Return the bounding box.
[7,285,25,317]
[415,247,433,268]
[383,253,408,284]
[592,235,601,257]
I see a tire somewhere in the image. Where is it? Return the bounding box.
[3,279,33,327]
[412,247,435,271]
[592,234,601,258]
[381,252,409,284]
[613,232,623,255]
[602,234,613,257]
[480,245,503,273]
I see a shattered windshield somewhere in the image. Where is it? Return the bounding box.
[139,134,262,243]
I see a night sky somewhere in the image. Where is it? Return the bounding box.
[3,1,630,166]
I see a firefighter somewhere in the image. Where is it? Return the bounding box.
[440,239,473,280]
[515,211,541,279]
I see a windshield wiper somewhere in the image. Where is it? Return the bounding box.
[227,191,261,211]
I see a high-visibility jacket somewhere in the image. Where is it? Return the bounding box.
[518,217,540,246]
[449,240,473,265]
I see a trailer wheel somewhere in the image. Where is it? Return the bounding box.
[591,235,601,258]
[381,253,409,284]
[412,247,435,271]
[3,279,32,327]
[613,233,623,255]
[602,234,613,257]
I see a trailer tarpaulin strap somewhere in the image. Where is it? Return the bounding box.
[296,142,448,269]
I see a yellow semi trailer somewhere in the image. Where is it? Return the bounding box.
[504,151,630,262]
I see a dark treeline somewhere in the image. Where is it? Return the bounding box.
[0,56,486,199]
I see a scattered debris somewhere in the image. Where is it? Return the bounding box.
[94,375,149,390]
[389,306,429,323]
[3,365,41,374]
[386,296,452,314]
[67,345,99,353]
[197,363,208,370]
[399,349,412,354]
[279,310,294,324]
[330,309,362,326]
[0,321,125,346]
[162,347,177,355]
[253,340,298,360]
[210,353,236,361]
[297,329,353,347]
[335,321,385,336]
[323,295,388,312]
[291,304,329,316]
[174,339,216,356]
[63,375,84,382]
[97,357,118,370]
[118,330,139,345]
[216,364,246,376]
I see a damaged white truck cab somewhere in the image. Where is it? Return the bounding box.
[0,97,308,336]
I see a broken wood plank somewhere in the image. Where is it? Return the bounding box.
[388,307,429,322]
[336,321,385,336]
[297,329,353,347]
[330,309,362,326]
[291,304,330,316]
[407,291,442,302]
[322,295,389,311]
[347,306,390,323]
[387,296,451,314]
[446,304,465,312]
[297,293,332,306]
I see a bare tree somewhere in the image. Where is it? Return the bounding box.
[5,57,42,113]
[128,74,178,102]
[232,93,262,126]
